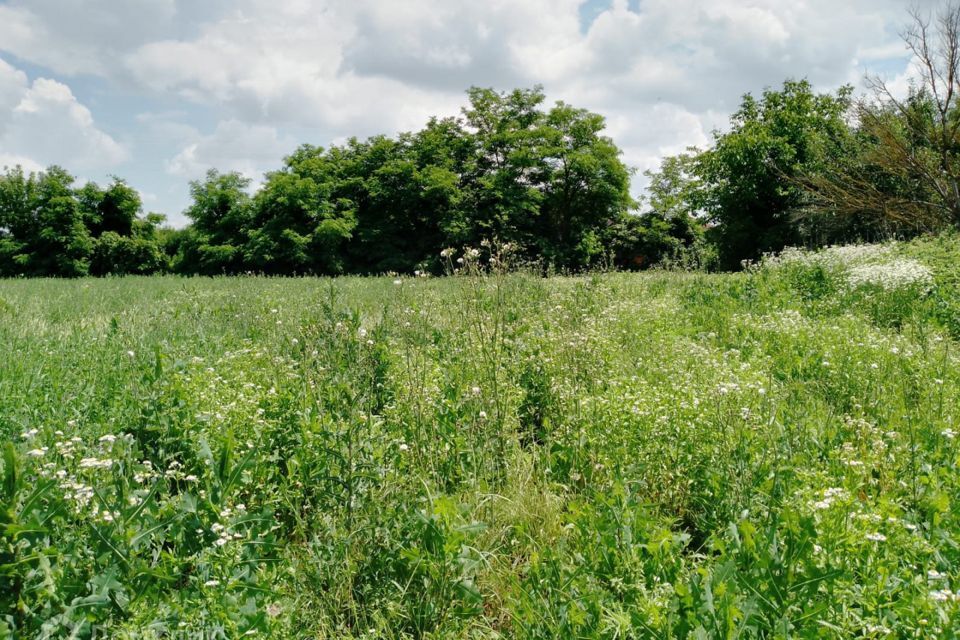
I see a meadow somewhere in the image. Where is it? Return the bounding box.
[2,236,960,639]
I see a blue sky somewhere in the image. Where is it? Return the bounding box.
[0,0,924,226]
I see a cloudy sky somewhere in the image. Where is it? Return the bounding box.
[0,0,934,226]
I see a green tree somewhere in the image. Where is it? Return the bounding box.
[245,147,356,275]
[803,4,960,236]
[538,102,633,268]
[461,86,549,253]
[77,177,142,237]
[0,166,93,277]
[177,170,253,274]
[696,80,852,269]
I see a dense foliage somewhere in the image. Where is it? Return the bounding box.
[3,87,681,277]
[5,10,960,278]
[172,87,641,276]
[7,68,960,278]
[2,235,960,637]
[0,166,168,277]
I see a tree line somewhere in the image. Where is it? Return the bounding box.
[3,5,960,277]
[1,86,698,277]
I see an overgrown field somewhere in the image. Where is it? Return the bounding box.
[3,236,960,639]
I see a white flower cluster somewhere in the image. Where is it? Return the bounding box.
[79,457,113,469]
[930,589,960,602]
[762,243,895,271]
[760,242,935,294]
[810,487,847,511]
[845,259,934,293]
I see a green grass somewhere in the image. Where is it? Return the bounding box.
[2,238,960,638]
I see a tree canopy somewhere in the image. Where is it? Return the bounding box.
[7,35,960,279]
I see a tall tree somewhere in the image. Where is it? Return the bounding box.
[539,102,633,268]
[804,3,960,234]
[696,80,852,269]
[178,170,253,274]
[246,146,356,275]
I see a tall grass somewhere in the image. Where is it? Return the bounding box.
[1,237,960,638]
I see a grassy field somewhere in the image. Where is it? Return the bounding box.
[2,236,960,638]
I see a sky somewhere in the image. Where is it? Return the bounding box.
[0,0,937,227]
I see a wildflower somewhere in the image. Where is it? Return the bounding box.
[930,589,958,602]
[942,429,956,440]
[204,579,221,587]
[266,603,283,618]
[98,434,117,444]
[478,411,488,419]
[79,457,113,469]
[26,448,47,457]
[865,532,886,542]
[928,569,947,580]
[471,386,481,396]
[21,428,39,439]
[440,248,454,258]
[126,350,135,358]
[846,259,933,293]
[393,279,402,285]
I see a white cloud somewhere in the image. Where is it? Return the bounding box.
[0,59,126,172]
[0,0,179,76]
[166,119,296,184]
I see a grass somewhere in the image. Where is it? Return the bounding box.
[2,236,960,638]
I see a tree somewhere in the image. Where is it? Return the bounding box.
[461,86,549,253]
[78,178,141,237]
[0,166,32,276]
[804,3,960,234]
[696,80,852,269]
[538,103,634,268]
[177,170,253,274]
[245,146,356,275]
[0,166,93,277]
